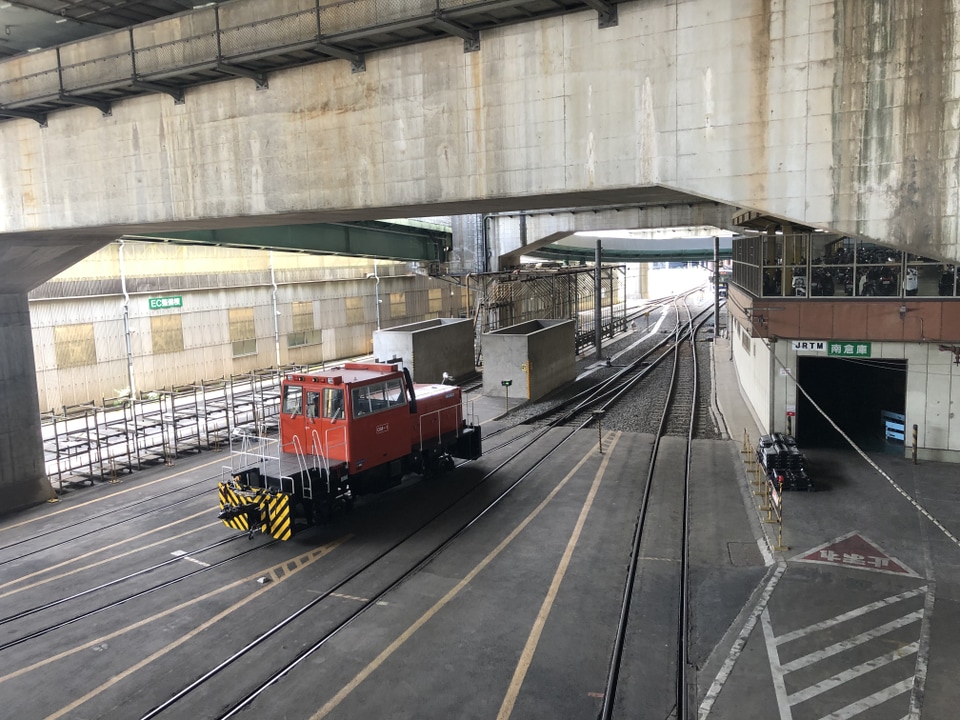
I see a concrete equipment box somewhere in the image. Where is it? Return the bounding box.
[482,319,575,401]
[373,318,475,384]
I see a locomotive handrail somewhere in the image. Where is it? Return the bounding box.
[462,398,478,428]
[323,425,348,466]
[289,434,310,478]
[309,428,330,476]
[417,401,464,451]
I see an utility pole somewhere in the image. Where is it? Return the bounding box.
[595,238,603,360]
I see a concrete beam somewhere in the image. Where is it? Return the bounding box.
[488,202,736,271]
[125,221,449,262]
[0,293,54,515]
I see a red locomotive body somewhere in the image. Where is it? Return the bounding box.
[218,362,481,539]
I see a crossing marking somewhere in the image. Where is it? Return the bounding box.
[786,641,918,704]
[819,678,914,720]
[780,611,922,673]
[774,586,927,645]
[760,584,931,720]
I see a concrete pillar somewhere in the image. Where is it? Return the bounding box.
[0,293,54,514]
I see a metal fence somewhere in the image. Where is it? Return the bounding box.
[471,266,626,362]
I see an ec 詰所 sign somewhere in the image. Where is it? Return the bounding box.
[148,296,183,310]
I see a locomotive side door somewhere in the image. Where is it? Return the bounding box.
[280,382,306,453]
[303,387,348,462]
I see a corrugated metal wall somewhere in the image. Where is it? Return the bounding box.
[30,241,472,410]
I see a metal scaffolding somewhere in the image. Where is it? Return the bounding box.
[470,266,626,364]
[41,365,305,490]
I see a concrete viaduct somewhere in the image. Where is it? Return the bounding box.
[1,0,958,512]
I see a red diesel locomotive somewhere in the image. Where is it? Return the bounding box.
[218,362,482,539]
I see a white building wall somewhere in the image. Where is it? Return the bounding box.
[29,242,470,409]
[731,316,773,437]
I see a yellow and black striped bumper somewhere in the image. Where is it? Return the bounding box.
[218,481,293,541]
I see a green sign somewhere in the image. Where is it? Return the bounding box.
[827,341,871,358]
[148,296,183,310]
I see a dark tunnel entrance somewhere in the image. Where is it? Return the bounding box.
[796,356,907,449]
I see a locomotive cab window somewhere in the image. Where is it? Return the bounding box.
[323,388,344,419]
[282,385,303,415]
[351,378,406,418]
[306,391,320,419]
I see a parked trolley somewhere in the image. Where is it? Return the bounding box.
[218,362,482,539]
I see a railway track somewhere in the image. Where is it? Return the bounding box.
[0,467,226,566]
[601,296,709,719]
[0,534,270,652]
[0,286,724,720]
[134,293,717,719]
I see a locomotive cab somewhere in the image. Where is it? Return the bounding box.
[281,363,416,494]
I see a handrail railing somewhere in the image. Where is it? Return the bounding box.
[417,400,463,451]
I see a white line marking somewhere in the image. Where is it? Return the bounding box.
[818,677,914,720]
[761,607,793,720]
[781,610,923,673]
[775,586,927,645]
[787,642,918,704]
[698,562,786,720]
[171,550,210,568]
[907,584,935,719]
[758,537,775,567]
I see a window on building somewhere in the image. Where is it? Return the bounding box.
[54,323,96,368]
[288,301,321,348]
[229,307,257,357]
[389,292,406,321]
[345,296,364,325]
[151,314,184,354]
[428,288,442,315]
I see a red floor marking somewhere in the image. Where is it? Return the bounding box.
[791,531,920,577]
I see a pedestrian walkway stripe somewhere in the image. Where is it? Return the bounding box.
[697,562,787,720]
[780,610,923,672]
[775,586,927,645]
[786,641,918,704]
[819,677,914,720]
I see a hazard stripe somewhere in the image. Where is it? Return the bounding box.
[217,481,294,540]
[268,494,292,541]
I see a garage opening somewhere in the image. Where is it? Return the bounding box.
[796,356,907,449]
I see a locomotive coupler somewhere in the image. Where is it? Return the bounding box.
[218,502,264,539]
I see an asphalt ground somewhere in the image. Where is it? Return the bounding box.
[704,333,960,720]
[1,325,958,719]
